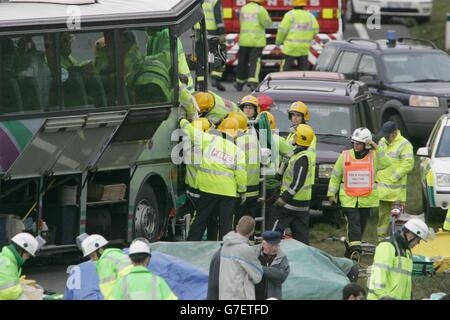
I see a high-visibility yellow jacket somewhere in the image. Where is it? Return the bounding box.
[276,9,319,57]
[444,207,450,231]
[110,266,178,300]
[180,119,247,197]
[96,248,133,300]
[327,149,379,208]
[239,2,272,47]
[376,132,414,202]
[280,147,315,210]
[367,232,413,300]
[0,245,23,300]
[196,0,226,36]
[236,128,260,197]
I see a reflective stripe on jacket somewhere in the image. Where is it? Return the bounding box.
[367,233,413,300]
[276,9,319,56]
[0,246,23,300]
[180,119,247,197]
[327,149,379,208]
[239,2,272,47]
[376,133,414,202]
[110,266,177,300]
[96,248,133,300]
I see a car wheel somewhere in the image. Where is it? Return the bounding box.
[345,0,359,23]
[388,114,409,139]
[134,184,162,241]
[422,189,444,223]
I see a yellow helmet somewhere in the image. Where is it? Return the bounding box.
[239,95,260,114]
[192,117,211,132]
[227,111,248,131]
[194,92,215,113]
[295,124,315,147]
[249,0,264,3]
[289,101,310,121]
[292,0,307,6]
[217,117,239,138]
[260,111,276,130]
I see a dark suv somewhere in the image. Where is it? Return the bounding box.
[253,71,377,222]
[315,36,450,144]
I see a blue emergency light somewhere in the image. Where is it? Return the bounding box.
[386,30,397,48]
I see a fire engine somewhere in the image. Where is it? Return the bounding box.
[223,0,343,72]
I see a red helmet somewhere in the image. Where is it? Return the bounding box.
[257,95,273,112]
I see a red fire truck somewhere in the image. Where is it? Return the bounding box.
[223,0,343,72]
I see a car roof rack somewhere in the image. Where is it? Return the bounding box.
[397,37,438,49]
[346,38,382,50]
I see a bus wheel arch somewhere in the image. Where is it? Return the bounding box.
[133,175,170,242]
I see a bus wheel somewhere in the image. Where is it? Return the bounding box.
[134,184,160,242]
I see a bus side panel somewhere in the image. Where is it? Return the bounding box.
[127,107,180,241]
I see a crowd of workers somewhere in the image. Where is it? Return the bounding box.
[1,0,450,302]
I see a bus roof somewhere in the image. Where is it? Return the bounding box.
[0,0,201,33]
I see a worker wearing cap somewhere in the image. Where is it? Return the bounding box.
[183,91,242,125]
[233,0,272,92]
[79,234,132,300]
[110,238,177,300]
[275,0,319,71]
[327,128,380,261]
[254,231,290,300]
[180,117,247,241]
[444,207,450,231]
[272,124,315,245]
[0,233,40,300]
[375,121,414,241]
[367,218,429,300]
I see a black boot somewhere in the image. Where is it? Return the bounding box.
[211,77,226,91]
[248,83,258,91]
[233,82,244,92]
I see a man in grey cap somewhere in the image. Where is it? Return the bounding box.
[254,231,290,300]
[373,121,414,241]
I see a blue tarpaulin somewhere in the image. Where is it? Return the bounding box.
[64,251,208,300]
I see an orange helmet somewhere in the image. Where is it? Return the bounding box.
[249,0,264,3]
[194,92,215,113]
[260,111,276,130]
[218,117,239,138]
[288,100,310,121]
[239,95,260,114]
[227,111,248,131]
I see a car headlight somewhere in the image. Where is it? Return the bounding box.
[409,95,440,108]
[319,164,334,179]
[436,173,450,187]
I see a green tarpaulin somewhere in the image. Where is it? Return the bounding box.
[151,239,354,300]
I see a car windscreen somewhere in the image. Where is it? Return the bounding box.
[270,102,351,138]
[382,53,450,83]
[436,126,450,158]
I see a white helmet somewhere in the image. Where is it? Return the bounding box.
[81,234,108,257]
[351,127,372,149]
[129,238,151,256]
[403,218,429,241]
[11,233,39,256]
